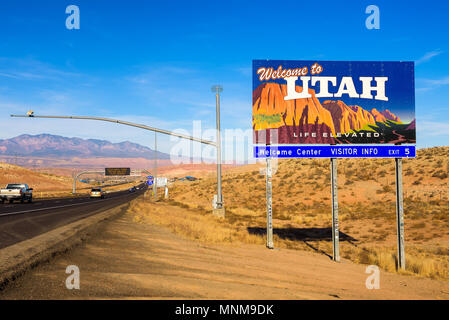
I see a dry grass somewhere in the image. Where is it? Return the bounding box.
[130,197,449,281]
[342,246,449,279]
[128,200,264,245]
[152,146,449,281]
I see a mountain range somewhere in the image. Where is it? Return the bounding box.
[0,134,170,159]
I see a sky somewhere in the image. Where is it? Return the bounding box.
[0,0,448,162]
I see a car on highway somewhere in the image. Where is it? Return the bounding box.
[128,186,137,192]
[0,183,33,204]
[89,188,106,199]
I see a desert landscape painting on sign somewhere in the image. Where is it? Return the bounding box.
[253,60,416,145]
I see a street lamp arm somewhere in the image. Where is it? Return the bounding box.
[10,114,217,146]
[11,91,224,216]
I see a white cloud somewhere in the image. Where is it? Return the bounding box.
[418,120,449,136]
[416,50,443,66]
[0,57,81,81]
[416,76,449,92]
[422,76,449,86]
[0,71,45,80]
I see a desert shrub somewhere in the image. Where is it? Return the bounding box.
[377,170,387,177]
[345,169,355,178]
[313,167,324,176]
[411,222,426,229]
[405,256,439,278]
[434,247,449,255]
[377,185,393,193]
[413,233,424,241]
[432,170,448,179]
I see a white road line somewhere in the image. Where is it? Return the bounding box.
[0,195,128,217]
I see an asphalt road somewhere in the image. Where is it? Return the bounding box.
[0,185,147,249]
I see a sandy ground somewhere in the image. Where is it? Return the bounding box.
[1,209,449,300]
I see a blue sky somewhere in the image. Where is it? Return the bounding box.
[0,0,448,162]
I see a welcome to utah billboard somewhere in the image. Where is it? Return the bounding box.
[253,60,415,145]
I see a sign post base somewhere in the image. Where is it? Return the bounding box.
[213,208,226,218]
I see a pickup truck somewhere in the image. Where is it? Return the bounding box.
[0,184,33,203]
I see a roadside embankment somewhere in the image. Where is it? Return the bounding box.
[0,201,130,289]
[1,199,449,299]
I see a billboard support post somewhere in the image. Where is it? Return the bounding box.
[330,158,340,262]
[395,157,406,270]
[266,155,274,249]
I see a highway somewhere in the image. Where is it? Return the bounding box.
[0,185,146,249]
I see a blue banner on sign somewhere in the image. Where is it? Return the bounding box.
[147,176,153,180]
[254,145,415,158]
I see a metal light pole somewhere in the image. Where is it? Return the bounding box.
[11,108,223,212]
[211,85,224,217]
[11,114,216,145]
[154,132,158,201]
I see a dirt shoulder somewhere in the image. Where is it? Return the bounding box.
[1,201,448,299]
[0,202,130,289]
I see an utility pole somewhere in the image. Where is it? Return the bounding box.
[211,85,225,217]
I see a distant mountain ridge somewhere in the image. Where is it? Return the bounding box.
[0,134,170,159]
